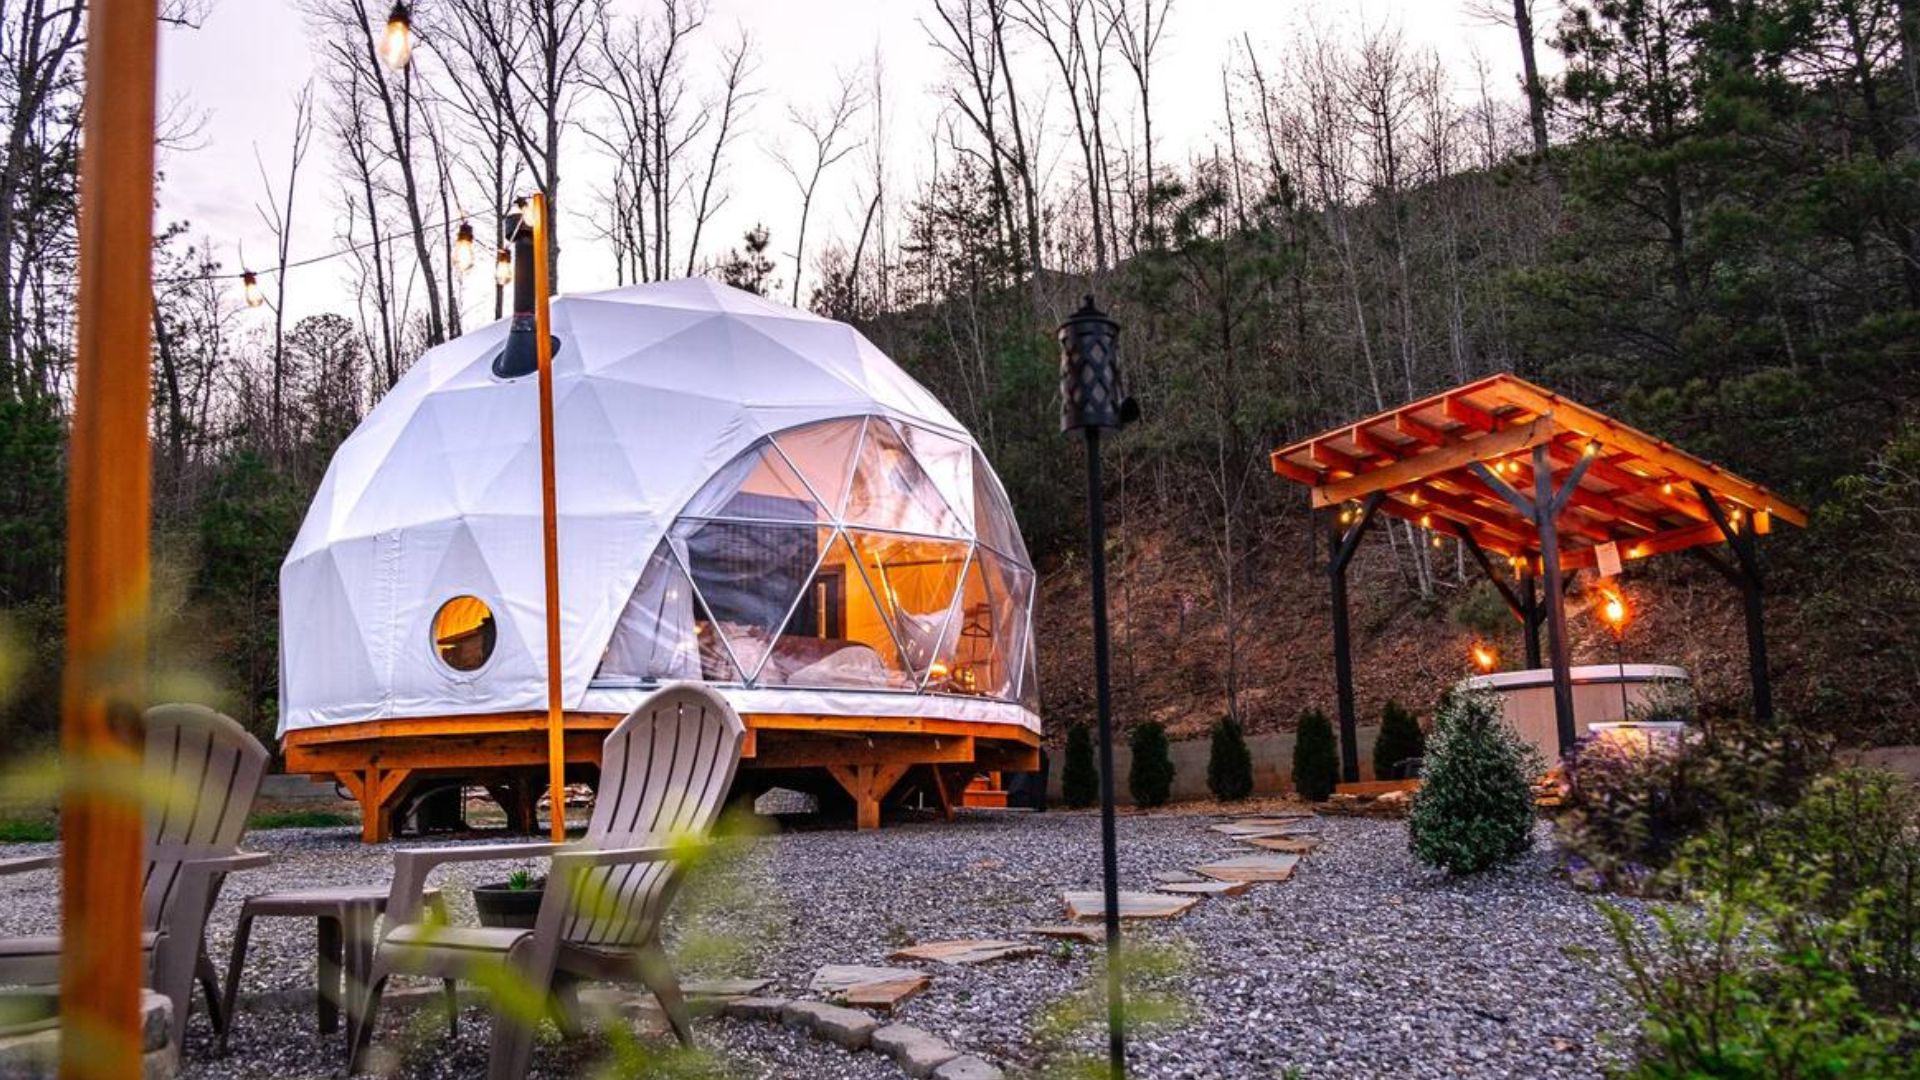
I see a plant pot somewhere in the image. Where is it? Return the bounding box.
[473,880,545,929]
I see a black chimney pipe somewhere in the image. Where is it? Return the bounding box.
[495,209,541,379]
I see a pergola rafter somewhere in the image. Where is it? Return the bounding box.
[1270,374,1806,781]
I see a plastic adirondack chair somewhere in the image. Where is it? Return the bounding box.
[350,684,747,1080]
[0,704,271,1051]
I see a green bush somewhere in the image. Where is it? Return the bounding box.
[1554,723,1823,895]
[1061,723,1098,809]
[1408,690,1539,874]
[1372,699,1425,780]
[1291,709,1339,802]
[1602,768,1920,1078]
[1128,722,1174,808]
[1206,715,1254,801]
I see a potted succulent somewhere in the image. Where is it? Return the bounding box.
[473,867,544,929]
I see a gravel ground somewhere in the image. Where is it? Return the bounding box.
[0,807,1646,1078]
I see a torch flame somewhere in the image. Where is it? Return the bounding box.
[1471,641,1498,673]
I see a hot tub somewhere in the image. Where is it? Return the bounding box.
[1459,664,1690,761]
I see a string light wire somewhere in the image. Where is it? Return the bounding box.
[152,209,486,288]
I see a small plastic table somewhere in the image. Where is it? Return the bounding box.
[221,884,445,1056]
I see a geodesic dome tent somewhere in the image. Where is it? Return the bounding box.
[278,278,1039,747]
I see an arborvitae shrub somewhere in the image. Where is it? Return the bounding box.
[1292,709,1340,802]
[1061,723,1098,809]
[1408,690,1540,874]
[1373,699,1427,780]
[1128,722,1174,808]
[1207,715,1255,801]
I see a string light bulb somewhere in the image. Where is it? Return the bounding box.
[453,220,475,273]
[242,270,265,308]
[380,3,414,71]
[493,247,513,286]
[516,195,540,232]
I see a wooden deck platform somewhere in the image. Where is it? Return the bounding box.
[281,711,1041,842]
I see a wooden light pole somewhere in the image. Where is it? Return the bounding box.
[63,0,158,1075]
[528,193,567,843]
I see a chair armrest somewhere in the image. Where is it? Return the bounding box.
[385,842,568,930]
[0,855,55,875]
[550,844,677,871]
[176,850,273,874]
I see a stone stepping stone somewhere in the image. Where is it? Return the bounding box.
[1191,853,1301,883]
[1021,924,1105,943]
[683,977,773,999]
[1239,835,1319,854]
[1208,822,1309,839]
[1153,870,1203,883]
[1156,879,1253,897]
[1062,890,1199,921]
[889,940,1039,966]
[809,964,931,1011]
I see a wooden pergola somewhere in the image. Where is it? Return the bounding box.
[1269,374,1807,780]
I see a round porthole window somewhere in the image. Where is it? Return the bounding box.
[432,595,497,672]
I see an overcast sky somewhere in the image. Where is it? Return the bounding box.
[153,0,1555,321]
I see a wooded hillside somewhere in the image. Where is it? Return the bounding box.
[2,0,1917,749]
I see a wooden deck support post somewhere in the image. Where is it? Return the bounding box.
[1520,569,1544,669]
[337,767,416,844]
[1328,493,1384,783]
[62,1,159,1074]
[825,763,913,831]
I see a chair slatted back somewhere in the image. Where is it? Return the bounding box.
[561,684,745,947]
[141,704,270,931]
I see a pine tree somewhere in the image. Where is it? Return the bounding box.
[1061,723,1098,809]
[1128,721,1175,808]
[1409,690,1539,874]
[1373,700,1427,780]
[1207,715,1254,801]
[1292,709,1339,802]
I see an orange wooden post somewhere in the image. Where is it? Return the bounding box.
[62,0,158,1075]
[529,193,566,843]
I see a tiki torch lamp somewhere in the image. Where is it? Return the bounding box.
[1599,587,1631,719]
[1058,295,1138,1079]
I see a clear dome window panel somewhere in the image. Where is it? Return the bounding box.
[770,417,865,519]
[670,519,833,685]
[894,421,976,531]
[922,548,1023,701]
[597,541,742,684]
[844,417,966,537]
[757,530,916,691]
[1019,635,1040,713]
[845,528,971,685]
[975,547,1036,700]
[971,449,1031,565]
[679,439,827,523]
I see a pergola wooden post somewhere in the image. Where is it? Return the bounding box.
[1327,493,1383,783]
[1271,375,1805,756]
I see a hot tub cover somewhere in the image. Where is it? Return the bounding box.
[279,278,1039,736]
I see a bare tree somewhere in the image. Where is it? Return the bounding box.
[1011,0,1119,271]
[1103,0,1172,248]
[775,75,865,307]
[441,0,606,288]
[1468,0,1549,152]
[684,30,758,276]
[253,82,315,456]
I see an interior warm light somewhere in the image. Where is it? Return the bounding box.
[379,2,414,71]
[1471,641,1498,673]
[453,220,475,272]
[493,247,513,286]
[242,270,265,308]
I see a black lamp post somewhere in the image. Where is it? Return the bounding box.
[1058,295,1138,1079]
